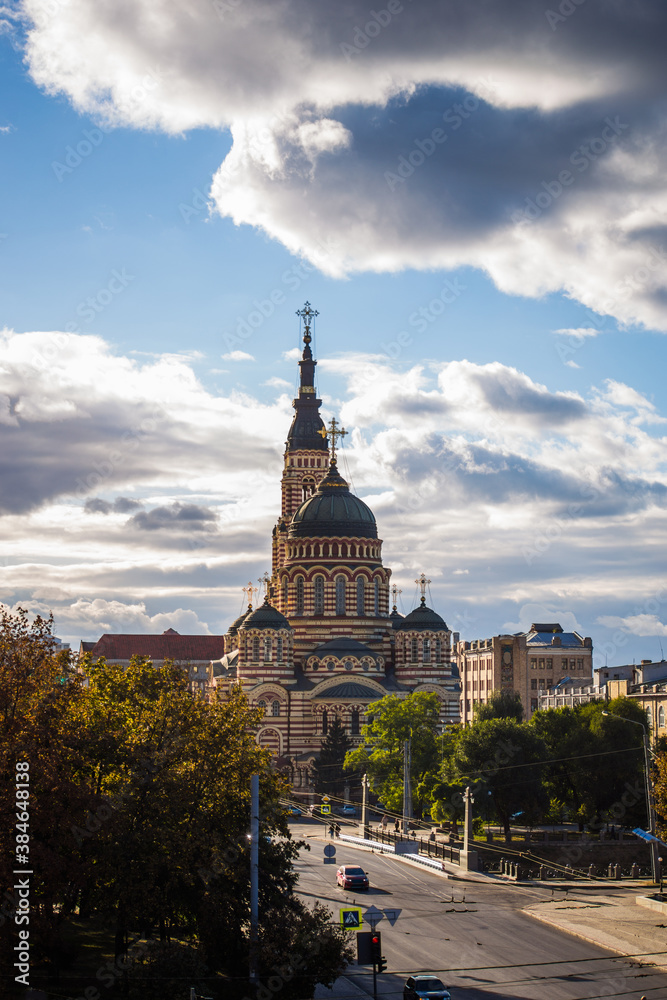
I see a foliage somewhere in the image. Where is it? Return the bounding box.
[344,692,441,816]
[474,689,524,722]
[452,718,548,840]
[310,715,352,797]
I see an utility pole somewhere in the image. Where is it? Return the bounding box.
[361,772,369,832]
[250,774,259,985]
[402,739,412,835]
[641,729,660,883]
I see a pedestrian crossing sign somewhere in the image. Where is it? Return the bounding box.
[340,907,363,930]
[321,804,331,814]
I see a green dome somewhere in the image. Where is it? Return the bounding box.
[396,598,448,632]
[289,462,377,539]
[241,598,291,631]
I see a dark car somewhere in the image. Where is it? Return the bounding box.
[404,975,451,1000]
[336,865,370,890]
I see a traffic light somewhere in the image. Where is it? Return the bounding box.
[370,933,386,971]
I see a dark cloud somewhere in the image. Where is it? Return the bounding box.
[85,496,143,515]
[127,502,218,532]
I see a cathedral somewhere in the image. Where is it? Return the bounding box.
[212,304,460,792]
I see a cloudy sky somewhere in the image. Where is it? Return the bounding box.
[1,0,667,666]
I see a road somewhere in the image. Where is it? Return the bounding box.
[291,820,667,1000]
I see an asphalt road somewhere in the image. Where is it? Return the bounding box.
[291,820,667,1000]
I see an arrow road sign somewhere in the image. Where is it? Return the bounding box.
[340,907,363,930]
[383,908,402,926]
[363,904,384,928]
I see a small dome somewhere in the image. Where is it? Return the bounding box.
[226,605,252,637]
[390,606,405,630]
[289,461,377,539]
[396,597,448,632]
[241,598,291,631]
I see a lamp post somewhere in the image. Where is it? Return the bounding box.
[602,711,658,882]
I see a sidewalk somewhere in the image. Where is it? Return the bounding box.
[524,885,667,970]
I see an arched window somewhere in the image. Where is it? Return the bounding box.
[258,699,266,711]
[252,636,260,660]
[351,709,360,736]
[272,700,280,717]
[344,659,354,671]
[282,578,288,612]
[276,636,284,661]
[374,578,380,615]
[296,576,304,615]
[314,575,325,615]
[356,578,365,616]
[660,706,665,728]
[435,638,441,663]
[302,477,315,501]
[423,637,431,663]
[336,576,346,615]
[411,637,418,662]
[264,635,272,661]
[322,710,328,736]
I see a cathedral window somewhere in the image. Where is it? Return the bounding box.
[296,576,304,615]
[264,636,272,661]
[258,699,266,711]
[411,637,418,662]
[660,706,665,728]
[314,575,325,615]
[374,578,380,615]
[322,710,328,735]
[435,638,441,663]
[282,578,288,611]
[272,700,280,717]
[344,660,353,671]
[351,709,360,736]
[276,636,283,661]
[356,578,365,616]
[423,638,431,663]
[336,576,346,615]
[252,636,260,660]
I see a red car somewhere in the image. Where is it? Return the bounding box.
[336,865,370,890]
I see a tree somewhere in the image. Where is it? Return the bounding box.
[310,715,352,797]
[475,689,524,722]
[344,692,441,815]
[452,718,547,840]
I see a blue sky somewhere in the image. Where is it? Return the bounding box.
[1,1,667,668]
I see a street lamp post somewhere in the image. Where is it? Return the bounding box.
[602,711,659,882]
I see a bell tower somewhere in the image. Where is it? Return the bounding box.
[272,303,329,594]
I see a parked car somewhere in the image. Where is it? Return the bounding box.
[404,976,450,1000]
[286,805,303,816]
[338,805,356,817]
[336,865,370,890]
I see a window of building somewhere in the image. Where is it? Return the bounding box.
[322,710,328,735]
[272,700,280,716]
[569,658,576,669]
[546,658,552,669]
[577,658,583,670]
[538,658,545,669]
[336,576,346,615]
[356,578,365,616]
[531,678,537,690]
[546,676,553,687]
[252,636,260,660]
[258,699,266,711]
[660,706,665,728]
[374,578,380,615]
[264,636,272,661]
[411,637,419,662]
[530,658,537,669]
[435,638,441,663]
[423,638,431,663]
[531,698,538,711]
[561,658,568,669]
[351,709,360,736]
[282,578,288,611]
[276,636,283,661]
[344,659,354,671]
[314,575,324,616]
[296,576,304,615]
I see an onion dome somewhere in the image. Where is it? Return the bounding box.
[396,596,448,631]
[226,604,252,637]
[289,461,377,539]
[240,597,291,631]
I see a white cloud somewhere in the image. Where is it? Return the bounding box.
[264,376,291,389]
[554,328,601,339]
[221,350,255,361]
[596,613,667,638]
[19,0,667,329]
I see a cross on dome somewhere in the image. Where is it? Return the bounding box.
[318,417,347,463]
[242,581,258,608]
[415,573,431,605]
[296,301,319,344]
[391,584,402,611]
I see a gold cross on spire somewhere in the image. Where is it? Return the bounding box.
[242,581,258,608]
[318,417,347,463]
[296,302,319,343]
[391,584,402,611]
[258,572,271,597]
[415,573,431,604]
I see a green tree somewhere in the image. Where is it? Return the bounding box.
[310,715,352,797]
[344,692,441,816]
[452,718,547,841]
[475,689,524,722]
